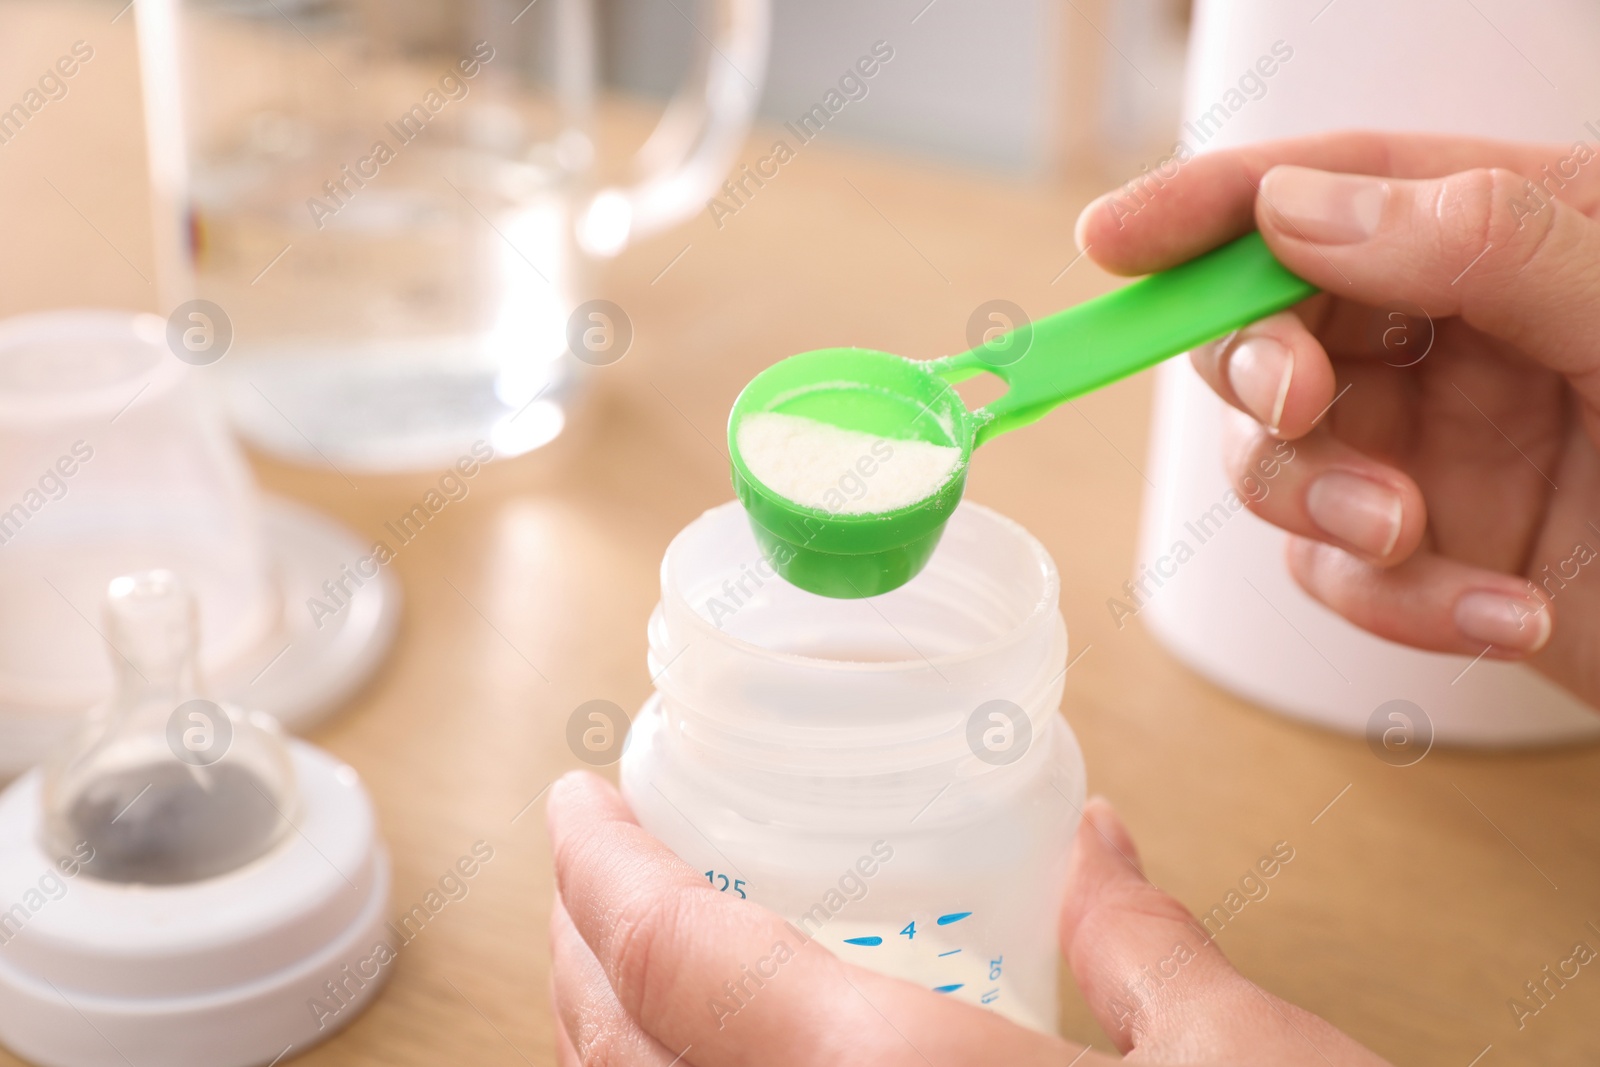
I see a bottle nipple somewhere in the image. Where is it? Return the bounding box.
[39,570,297,884]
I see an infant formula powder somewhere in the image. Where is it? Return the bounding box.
[736,412,960,514]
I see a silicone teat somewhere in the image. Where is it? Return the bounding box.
[728,232,1318,598]
[39,570,297,884]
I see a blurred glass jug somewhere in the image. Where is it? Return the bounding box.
[135,0,769,470]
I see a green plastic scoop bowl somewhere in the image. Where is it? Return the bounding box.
[728,232,1317,598]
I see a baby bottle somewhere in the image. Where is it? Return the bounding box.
[622,501,1086,1033]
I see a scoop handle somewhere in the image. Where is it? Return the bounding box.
[931,232,1318,446]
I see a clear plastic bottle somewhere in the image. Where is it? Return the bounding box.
[622,501,1085,1033]
[39,570,296,884]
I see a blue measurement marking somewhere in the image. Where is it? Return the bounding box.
[936,911,972,926]
[843,936,883,947]
[933,983,964,994]
[937,949,961,957]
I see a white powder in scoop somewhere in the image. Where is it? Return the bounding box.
[737,412,961,514]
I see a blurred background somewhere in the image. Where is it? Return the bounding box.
[604,0,1186,173]
[0,0,1192,319]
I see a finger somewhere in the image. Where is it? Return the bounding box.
[1075,131,1597,275]
[1289,538,1552,658]
[1190,310,1337,437]
[1220,420,1425,566]
[548,771,1084,1067]
[549,770,821,1066]
[551,894,682,1066]
[1059,798,1247,1053]
[1061,799,1392,1065]
[1253,164,1600,397]
[554,1012,580,1067]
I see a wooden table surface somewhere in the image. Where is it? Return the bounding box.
[3,9,1600,1066]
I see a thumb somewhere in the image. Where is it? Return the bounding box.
[1254,162,1600,389]
[1059,798,1246,1054]
[1060,798,1390,1065]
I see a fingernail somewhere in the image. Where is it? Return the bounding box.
[1082,797,1144,875]
[1073,201,1097,250]
[1225,336,1293,432]
[1082,796,1120,836]
[1262,166,1388,245]
[547,770,589,812]
[1305,471,1403,558]
[1455,591,1551,653]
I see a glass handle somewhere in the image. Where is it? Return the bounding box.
[575,0,770,256]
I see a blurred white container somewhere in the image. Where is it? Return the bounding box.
[623,502,1085,1033]
[1138,0,1600,745]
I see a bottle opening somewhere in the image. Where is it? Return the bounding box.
[650,501,1068,785]
[664,501,1056,669]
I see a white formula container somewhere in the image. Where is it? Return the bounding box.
[1137,0,1600,744]
[622,501,1085,1033]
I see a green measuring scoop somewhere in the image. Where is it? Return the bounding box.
[728,231,1317,598]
